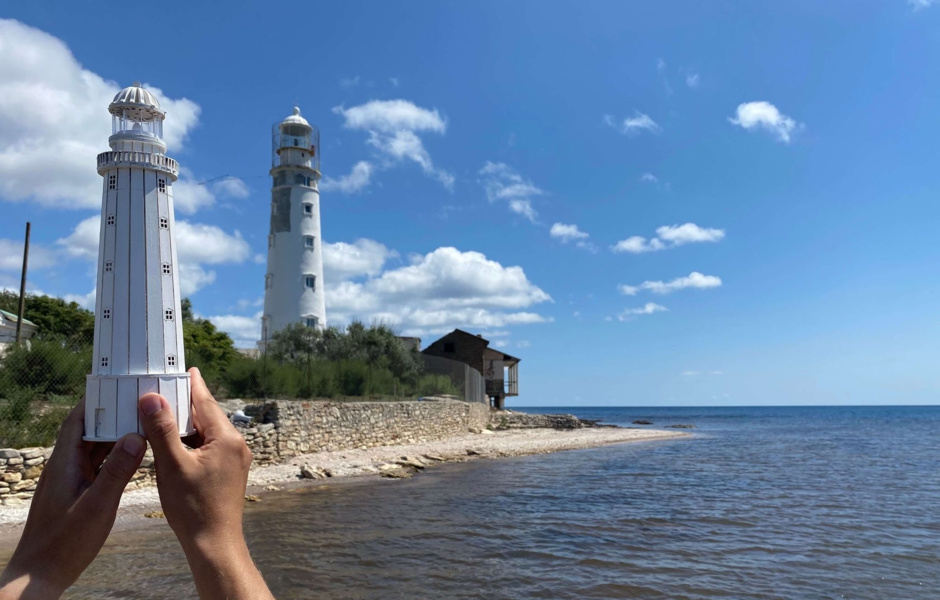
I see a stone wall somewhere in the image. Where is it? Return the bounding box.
[1,399,490,505]
[490,411,583,430]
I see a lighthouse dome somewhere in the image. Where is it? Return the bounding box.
[109,81,164,118]
[281,107,311,128]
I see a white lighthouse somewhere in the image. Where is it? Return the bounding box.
[260,108,326,347]
[84,82,193,441]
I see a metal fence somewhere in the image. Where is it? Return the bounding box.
[421,355,486,403]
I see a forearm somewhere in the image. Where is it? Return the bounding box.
[182,534,274,600]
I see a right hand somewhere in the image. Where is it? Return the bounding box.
[137,367,252,551]
[138,368,273,600]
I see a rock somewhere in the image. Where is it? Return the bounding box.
[480,429,495,435]
[140,456,155,469]
[380,467,413,479]
[667,424,696,429]
[395,458,425,470]
[466,449,483,456]
[0,449,19,459]
[632,420,653,425]
[143,510,165,519]
[468,427,483,434]
[2,472,22,484]
[2,497,25,507]
[264,485,281,492]
[6,457,23,466]
[423,454,446,462]
[244,494,262,502]
[20,448,44,460]
[23,457,44,467]
[300,464,327,479]
[24,465,43,480]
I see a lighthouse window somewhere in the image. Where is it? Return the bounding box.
[103,309,111,319]
[160,217,169,229]
[304,203,312,214]
[305,317,319,328]
[105,261,113,272]
[101,357,109,367]
[165,309,174,321]
[265,274,273,290]
[304,236,314,248]
[162,263,171,275]
[268,235,275,249]
[167,355,177,367]
[107,215,116,226]
[108,175,116,190]
[158,178,166,193]
[305,275,316,290]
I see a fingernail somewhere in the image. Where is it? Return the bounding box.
[122,434,145,456]
[140,395,162,416]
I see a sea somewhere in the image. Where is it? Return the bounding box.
[61,406,939,599]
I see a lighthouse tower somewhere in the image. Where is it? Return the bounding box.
[260,108,325,347]
[84,83,193,441]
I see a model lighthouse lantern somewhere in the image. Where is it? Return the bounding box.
[84,82,193,441]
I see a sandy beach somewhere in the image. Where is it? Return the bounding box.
[0,426,689,545]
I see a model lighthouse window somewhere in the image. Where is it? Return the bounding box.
[83,82,193,441]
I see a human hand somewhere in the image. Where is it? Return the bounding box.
[138,367,272,600]
[0,400,146,600]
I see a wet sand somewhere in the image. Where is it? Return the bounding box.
[0,426,688,550]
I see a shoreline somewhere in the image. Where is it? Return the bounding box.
[0,426,690,548]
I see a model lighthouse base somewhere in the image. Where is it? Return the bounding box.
[83,374,193,442]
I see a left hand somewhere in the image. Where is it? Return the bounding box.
[0,399,146,599]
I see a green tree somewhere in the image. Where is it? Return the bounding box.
[0,291,95,350]
[178,298,238,390]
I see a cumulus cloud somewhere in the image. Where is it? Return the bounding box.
[640,173,659,183]
[333,99,453,188]
[0,238,57,271]
[620,272,722,295]
[604,111,661,135]
[325,245,552,336]
[320,161,373,194]
[0,19,201,209]
[479,162,544,223]
[211,177,250,199]
[617,303,668,320]
[550,223,589,243]
[729,101,801,143]
[323,238,398,282]
[207,313,262,349]
[909,0,936,9]
[612,223,725,254]
[57,216,251,296]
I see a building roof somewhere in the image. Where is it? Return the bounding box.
[109,82,164,118]
[425,328,520,362]
[0,309,37,328]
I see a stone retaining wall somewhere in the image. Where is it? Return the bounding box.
[490,411,583,430]
[1,399,490,506]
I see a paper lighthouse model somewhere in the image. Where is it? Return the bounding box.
[84,82,193,441]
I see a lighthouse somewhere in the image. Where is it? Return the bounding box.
[84,82,193,441]
[260,108,325,348]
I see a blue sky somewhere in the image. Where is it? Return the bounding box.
[1,2,938,406]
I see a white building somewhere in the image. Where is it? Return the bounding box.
[260,108,326,348]
[84,83,193,441]
[0,309,37,354]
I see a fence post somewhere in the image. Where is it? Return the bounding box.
[15,222,31,345]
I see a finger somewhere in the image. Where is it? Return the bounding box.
[79,434,145,512]
[44,399,88,475]
[189,367,234,439]
[138,393,188,467]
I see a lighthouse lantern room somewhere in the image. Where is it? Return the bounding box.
[84,82,193,441]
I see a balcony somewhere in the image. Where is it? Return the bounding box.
[97,151,178,178]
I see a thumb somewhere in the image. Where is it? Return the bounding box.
[82,433,146,509]
[138,393,187,466]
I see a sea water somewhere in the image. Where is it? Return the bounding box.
[62,406,939,599]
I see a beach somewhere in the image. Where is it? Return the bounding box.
[0,425,688,543]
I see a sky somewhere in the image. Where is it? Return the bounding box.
[0,1,938,406]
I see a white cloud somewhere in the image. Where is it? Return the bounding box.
[333,99,453,188]
[323,238,398,282]
[319,161,373,194]
[0,238,57,271]
[389,77,400,87]
[212,177,250,199]
[729,101,801,143]
[617,303,668,320]
[58,216,251,296]
[340,76,361,88]
[326,245,551,336]
[604,111,661,135]
[479,162,544,223]
[172,175,218,215]
[0,19,201,209]
[550,223,589,243]
[207,313,262,348]
[909,0,936,9]
[640,173,659,183]
[686,73,700,88]
[612,223,724,254]
[622,272,722,295]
